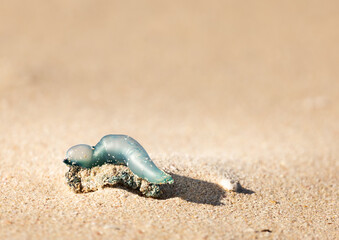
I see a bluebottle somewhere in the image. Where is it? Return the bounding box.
[63,135,173,184]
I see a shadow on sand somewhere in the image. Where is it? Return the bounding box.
[159,173,255,206]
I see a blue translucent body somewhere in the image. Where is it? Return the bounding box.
[64,135,173,184]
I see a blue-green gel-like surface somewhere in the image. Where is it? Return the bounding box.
[64,135,173,184]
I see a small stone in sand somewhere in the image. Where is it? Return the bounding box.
[218,178,241,192]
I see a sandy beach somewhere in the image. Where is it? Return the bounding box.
[0,1,338,239]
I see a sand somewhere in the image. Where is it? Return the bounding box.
[0,1,338,239]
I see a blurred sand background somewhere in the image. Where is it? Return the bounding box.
[0,1,338,239]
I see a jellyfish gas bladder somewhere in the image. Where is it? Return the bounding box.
[64,134,173,185]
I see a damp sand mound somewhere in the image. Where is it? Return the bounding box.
[65,164,163,197]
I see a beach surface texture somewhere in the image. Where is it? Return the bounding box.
[0,1,338,239]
